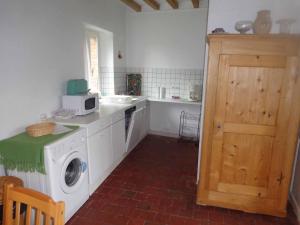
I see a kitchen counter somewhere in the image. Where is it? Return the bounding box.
[148,97,201,106]
[53,96,147,126]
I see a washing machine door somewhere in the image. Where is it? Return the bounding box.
[60,151,87,194]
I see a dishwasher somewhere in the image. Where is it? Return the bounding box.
[125,105,145,152]
[125,106,136,142]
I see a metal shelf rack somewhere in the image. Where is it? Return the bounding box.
[179,110,201,143]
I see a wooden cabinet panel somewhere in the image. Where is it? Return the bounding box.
[220,133,273,188]
[197,35,300,217]
[225,66,284,126]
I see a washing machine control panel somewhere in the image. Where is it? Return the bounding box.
[45,129,87,161]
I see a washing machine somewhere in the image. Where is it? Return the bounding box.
[8,128,89,222]
[44,128,89,221]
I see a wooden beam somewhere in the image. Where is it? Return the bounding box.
[191,0,199,8]
[166,0,178,9]
[144,0,160,10]
[120,0,141,12]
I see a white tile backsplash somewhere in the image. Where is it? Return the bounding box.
[127,67,203,99]
[99,67,203,99]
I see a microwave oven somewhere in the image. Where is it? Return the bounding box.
[62,93,99,115]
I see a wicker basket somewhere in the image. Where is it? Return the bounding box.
[26,122,56,137]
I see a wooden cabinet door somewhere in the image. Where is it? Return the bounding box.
[202,54,300,216]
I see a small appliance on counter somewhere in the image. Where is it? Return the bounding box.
[62,79,99,116]
[189,84,201,102]
[62,93,99,116]
[158,87,166,99]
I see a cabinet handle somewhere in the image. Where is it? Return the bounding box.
[277,172,284,185]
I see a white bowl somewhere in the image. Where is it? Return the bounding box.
[235,21,253,34]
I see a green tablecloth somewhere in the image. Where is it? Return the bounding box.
[0,126,79,174]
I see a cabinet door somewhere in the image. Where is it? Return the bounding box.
[112,119,125,162]
[200,54,300,216]
[140,106,147,141]
[88,126,112,193]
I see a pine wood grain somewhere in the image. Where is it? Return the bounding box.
[144,0,160,10]
[191,0,199,8]
[166,0,178,9]
[120,0,142,12]
[197,35,300,217]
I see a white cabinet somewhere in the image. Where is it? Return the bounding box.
[141,102,149,139]
[112,118,125,164]
[87,126,112,194]
[73,99,149,195]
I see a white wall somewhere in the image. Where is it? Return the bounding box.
[126,9,208,69]
[126,9,207,136]
[149,101,201,137]
[0,0,127,139]
[207,0,300,34]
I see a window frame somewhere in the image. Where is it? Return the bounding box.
[85,29,101,94]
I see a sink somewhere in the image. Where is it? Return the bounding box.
[102,95,135,104]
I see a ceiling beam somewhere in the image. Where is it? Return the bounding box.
[144,0,160,10]
[166,0,178,9]
[191,0,199,8]
[120,0,142,12]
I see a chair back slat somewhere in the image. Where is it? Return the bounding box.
[25,205,32,225]
[2,184,65,225]
[3,184,13,225]
[10,189,58,217]
[15,201,21,225]
[35,209,41,225]
[45,214,51,225]
[54,203,64,225]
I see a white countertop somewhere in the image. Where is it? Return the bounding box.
[53,95,200,127]
[147,97,201,105]
[53,96,147,126]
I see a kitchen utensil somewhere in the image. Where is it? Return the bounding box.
[235,21,253,34]
[253,10,272,34]
[189,84,201,101]
[158,87,166,99]
[276,19,296,34]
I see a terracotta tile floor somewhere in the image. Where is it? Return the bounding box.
[67,135,299,225]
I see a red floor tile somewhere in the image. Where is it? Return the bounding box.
[67,135,299,225]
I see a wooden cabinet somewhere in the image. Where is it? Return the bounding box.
[197,35,300,217]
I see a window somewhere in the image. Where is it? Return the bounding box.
[85,26,114,96]
[86,31,100,94]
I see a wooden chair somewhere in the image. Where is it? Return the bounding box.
[2,184,65,225]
